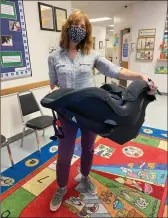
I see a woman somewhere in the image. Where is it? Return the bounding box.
[48,10,157,211]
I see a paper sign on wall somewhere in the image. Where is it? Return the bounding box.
[0,1,17,20]
[122,34,129,61]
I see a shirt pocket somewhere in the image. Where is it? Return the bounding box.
[55,64,66,72]
[79,62,93,75]
[55,64,70,84]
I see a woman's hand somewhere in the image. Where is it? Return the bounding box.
[49,84,59,93]
[118,68,159,95]
[118,68,158,95]
[141,76,158,95]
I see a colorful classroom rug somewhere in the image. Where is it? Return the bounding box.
[1,126,168,218]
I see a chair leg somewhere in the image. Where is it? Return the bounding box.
[20,125,26,147]
[35,130,41,155]
[42,129,45,137]
[6,140,14,167]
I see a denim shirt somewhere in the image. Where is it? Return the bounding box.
[48,47,121,89]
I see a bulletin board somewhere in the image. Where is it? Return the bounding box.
[136,29,156,61]
[0,0,31,81]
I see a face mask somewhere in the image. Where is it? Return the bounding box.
[68,26,86,44]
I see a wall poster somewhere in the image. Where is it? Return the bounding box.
[113,32,119,47]
[122,34,129,61]
[0,0,32,81]
[136,29,156,61]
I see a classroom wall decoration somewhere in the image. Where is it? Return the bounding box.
[38,2,67,32]
[55,6,67,32]
[154,10,168,74]
[159,10,168,60]
[136,29,156,61]
[113,32,119,47]
[38,2,55,31]
[122,34,129,62]
[0,0,31,81]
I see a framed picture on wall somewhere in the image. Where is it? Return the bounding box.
[38,2,55,31]
[137,38,146,49]
[145,38,154,49]
[99,41,103,49]
[144,50,153,60]
[54,7,67,32]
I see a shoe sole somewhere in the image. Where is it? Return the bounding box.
[50,189,67,212]
[86,188,97,196]
[50,202,62,212]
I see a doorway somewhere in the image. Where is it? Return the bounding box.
[119,28,130,88]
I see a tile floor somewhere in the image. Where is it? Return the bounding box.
[1,74,167,172]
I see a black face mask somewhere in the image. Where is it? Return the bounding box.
[68,26,86,44]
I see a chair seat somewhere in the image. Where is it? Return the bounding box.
[1,134,6,144]
[26,116,53,130]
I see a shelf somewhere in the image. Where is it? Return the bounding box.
[157,59,168,62]
[154,72,168,74]
[137,48,154,51]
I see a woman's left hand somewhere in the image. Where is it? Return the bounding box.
[142,76,158,95]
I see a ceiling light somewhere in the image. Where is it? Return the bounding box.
[109,25,114,27]
[89,17,112,23]
[109,29,114,31]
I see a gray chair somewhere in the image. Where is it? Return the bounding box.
[17,91,53,154]
[1,134,14,167]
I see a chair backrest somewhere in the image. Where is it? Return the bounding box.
[1,134,6,144]
[17,91,40,117]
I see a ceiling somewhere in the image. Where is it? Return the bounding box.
[71,1,136,33]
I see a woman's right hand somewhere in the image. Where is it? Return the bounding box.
[49,85,59,93]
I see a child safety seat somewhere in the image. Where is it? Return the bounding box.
[41,80,156,144]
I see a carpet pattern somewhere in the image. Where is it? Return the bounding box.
[1,126,167,218]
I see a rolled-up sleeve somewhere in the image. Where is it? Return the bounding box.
[48,55,58,86]
[94,52,122,79]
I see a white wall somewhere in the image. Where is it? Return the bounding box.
[113,1,167,93]
[1,0,72,138]
[92,25,106,57]
[92,25,106,74]
[106,33,114,58]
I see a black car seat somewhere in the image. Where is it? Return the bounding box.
[41,80,156,144]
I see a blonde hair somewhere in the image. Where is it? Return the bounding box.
[59,10,93,54]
